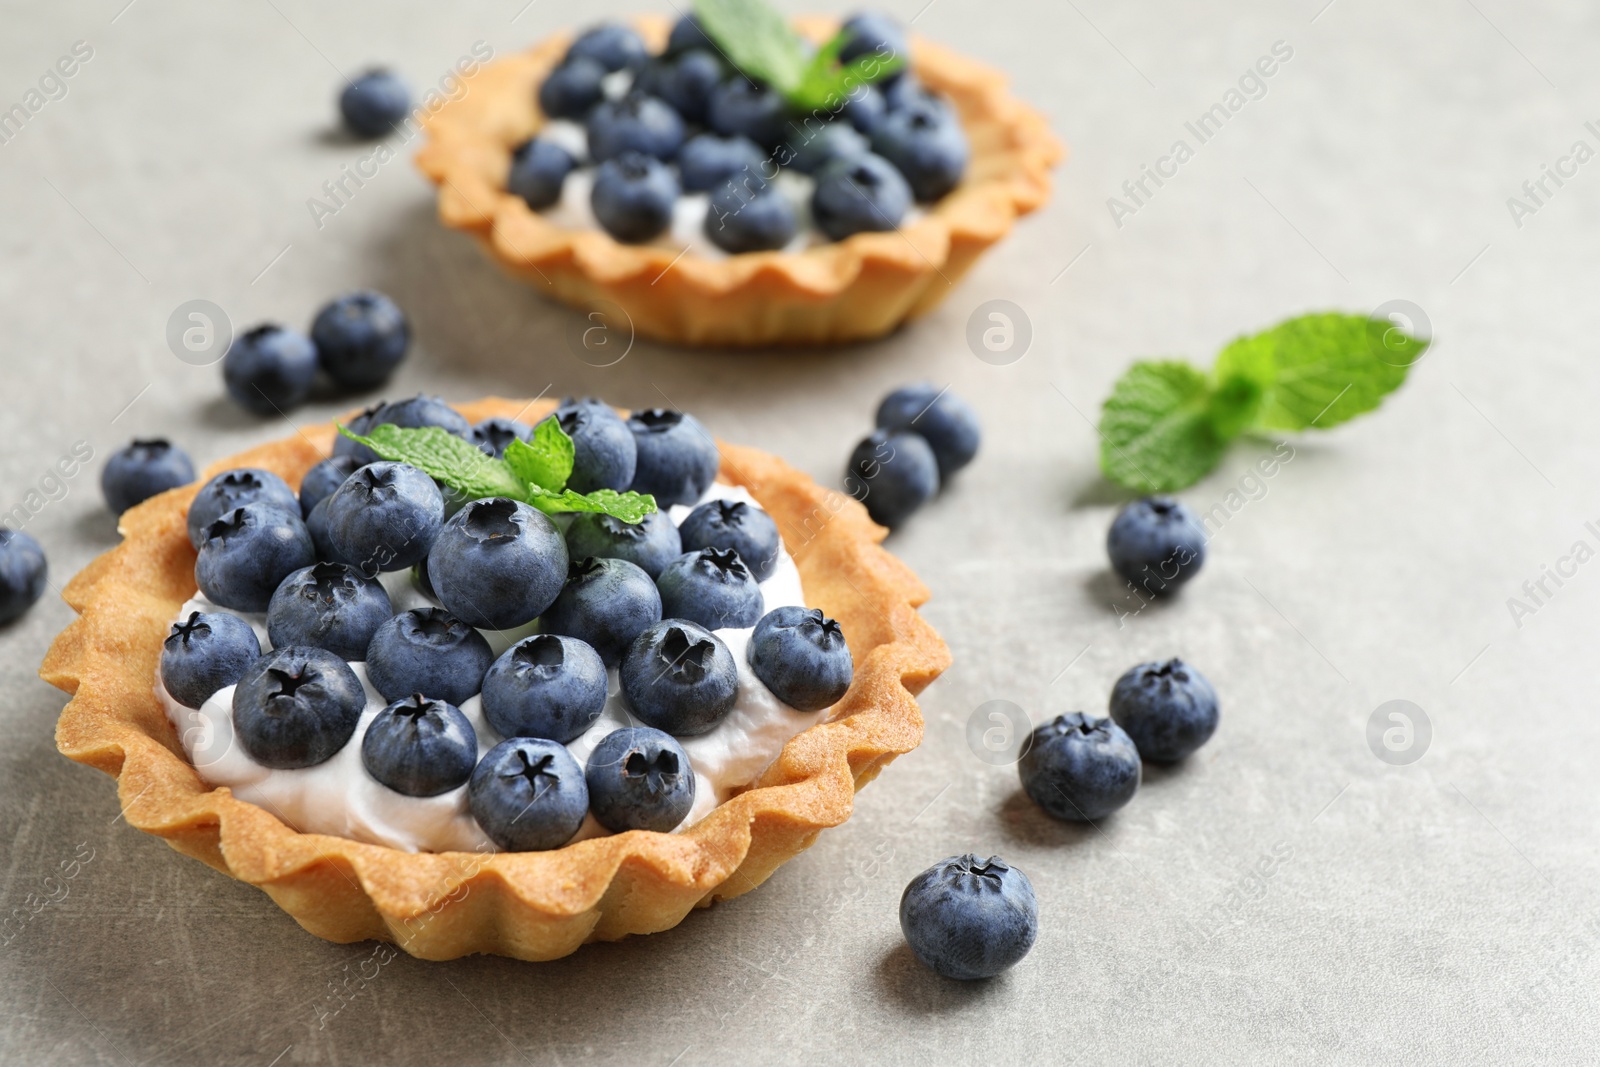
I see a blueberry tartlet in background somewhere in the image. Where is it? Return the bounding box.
[416,5,1062,346]
[42,398,949,962]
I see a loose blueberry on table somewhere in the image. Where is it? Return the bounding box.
[509,8,969,250]
[1109,658,1220,763]
[339,69,412,138]
[1106,495,1207,596]
[1018,712,1142,822]
[900,855,1038,980]
[162,397,854,856]
[101,439,195,515]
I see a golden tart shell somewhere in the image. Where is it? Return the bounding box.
[42,398,950,961]
[414,16,1065,347]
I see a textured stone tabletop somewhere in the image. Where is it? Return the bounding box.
[2,0,1596,1063]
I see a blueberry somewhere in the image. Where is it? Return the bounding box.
[705,176,797,254]
[1106,496,1207,596]
[1018,712,1141,822]
[585,726,695,833]
[159,611,261,708]
[325,462,444,575]
[195,504,317,613]
[871,100,969,201]
[538,56,607,120]
[101,438,195,515]
[365,607,494,706]
[468,737,589,851]
[657,548,764,630]
[304,497,347,565]
[539,403,637,493]
[187,468,300,549]
[900,855,1038,980]
[0,530,46,626]
[677,132,767,193]
[565,509,681,580]
[1109,658,1220,762]
[620,620,739,736]
[361,694,478,797]
[339,69,411,138]
[666,13,713,54]
[540,556,661,667]
[811,153,912,241]
[637,49,723,124]
[310,290,410,390]
[839,12,909,67]
[564,22,647,72]
[780,120,869,175]
[748,606,852,711]
[626,409,719,507]
[507,137,578,210]
[222,324,318,416]
[585,94,687,163]
[467,416,533,459]
[841,83,888,135]
[883,73,946,113]
[331,402,385,465]
[231,646,366,769]
[677,499,781,581]
[707,79,792,148]
[875,383,981,479]
[266,561,393,661]
[845,429,939,529]
[298,455,363,517]
[368,395,473,437]
[480,634,607,743]
[428,498,568,629]
[591,152,680,243]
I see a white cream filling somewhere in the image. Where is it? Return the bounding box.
[159,483,824,854]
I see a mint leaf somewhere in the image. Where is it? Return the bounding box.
[1099,361,1232,492]
[694,0,809,95]
[1214,312,1422,431]
[503,419,573,491]
[695,0,904,109]
[338,421,657,524]
[789,31,905,110]
[524,486,657,523]
[339,424,525,500]
[1205,373,1264,439]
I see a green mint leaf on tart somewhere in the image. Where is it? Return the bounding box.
[523,486,658,523]
[336,422,656,523]
[1096,311,1427,492]
[790,29,906,111]
[1213,312,1424,431]
[693,0,905,109]
[340,424,525,500]
[695,0,810,94]
[503,419,574,494]
[1099,361,1231,494]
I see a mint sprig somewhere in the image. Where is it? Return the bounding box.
[338,421,656,523]
[1097,312,1428,492]
[693,0,905,112]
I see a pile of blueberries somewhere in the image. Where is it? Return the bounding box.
[845,382,980,528]
[898,495,1217,981]
[160,396,856,849]
[510,12,970,251]
[222,290,411,418]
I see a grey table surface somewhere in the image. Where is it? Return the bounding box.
[3,0,1597,1063]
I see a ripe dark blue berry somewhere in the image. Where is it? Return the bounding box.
[160,610,261,709]
[845,429,939,529]
[585,727,696,833]
[900,855,1038,980]
[339,69,411,138]
[222,325,318,416]
[1018,712,1141,822]
[469,737,589,851]
[231,646,366,769]
[101,438,195,515]
[747,606,853,712]
[1109,658,1219,762]
[310,290,410,390]
[361,694,478,797]
[1106,496,1207,596]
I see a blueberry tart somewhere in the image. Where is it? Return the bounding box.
[43,397,949,961]
[416,9,1062,346]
